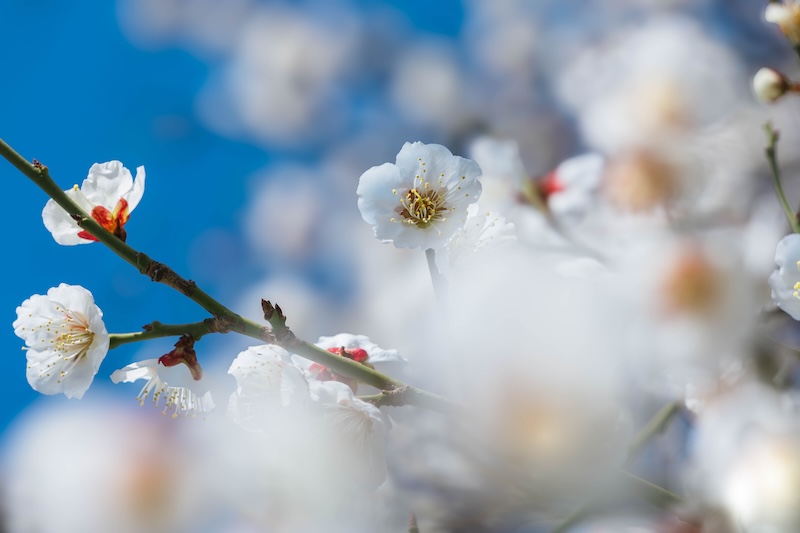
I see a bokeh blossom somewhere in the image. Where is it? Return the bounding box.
[13,284,109,399]
[42,161,145,245]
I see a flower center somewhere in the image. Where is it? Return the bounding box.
[397,187,445,229]
[54,311,95,361]
[77,197,131,242]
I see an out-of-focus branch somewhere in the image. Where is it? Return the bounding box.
[764,123,800,234]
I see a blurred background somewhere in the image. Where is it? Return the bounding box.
[0,0,797,506]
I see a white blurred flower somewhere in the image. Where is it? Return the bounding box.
[766,1,800,44]
[3,401,204,533]
[468,136,528,215]
[111,359,214,418]
[769,233,800,320]
[226,344,309,429]
[541,153,605,222]
[558,17,743,153]
[308,379,389,488]
[42,161,145,245]
[436,206,516,275]
[390,41,466,130]
[689,384,800,532]
[196,5,359,146]
[13,283,109,399]
[226,344,390,487]
[357,142,482,250]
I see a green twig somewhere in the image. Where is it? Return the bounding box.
[764,123,800,234]
[108,318,231,350]
[550,500,604,533]
[619,470,684,509]
[627,400,683,459]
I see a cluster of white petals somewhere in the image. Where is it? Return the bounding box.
[13,284,109,399]
[226,338,394,485]
[111,359,215,419]
[357,141,482,250]
[42,161,145,245]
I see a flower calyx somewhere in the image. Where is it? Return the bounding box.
[158,335,203,381]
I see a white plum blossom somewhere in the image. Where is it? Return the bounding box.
[111,359,214,418]
[357,141,482,250]
[13,283,109,399]
[769,234,800,320]
[227,344,310,429]
[42,161,145,245]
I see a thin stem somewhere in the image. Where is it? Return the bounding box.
[1,137,455,412]
[619,470,684,509]
[109,319,222,350]
[550,470,687,533]
[550,501,603,533]
[627,400,683,459]
[764,123,800,234]
[425,248,448,301]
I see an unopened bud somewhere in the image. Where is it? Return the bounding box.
[753,67,793,103]
[158,335,203,380]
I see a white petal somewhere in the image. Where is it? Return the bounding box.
[41,188,96,245]
[123,166,146,213]
[80,161,133,208]
[110,359,159,383]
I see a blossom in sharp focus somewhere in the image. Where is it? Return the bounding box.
[766,1,800,44]
[769,234,800,320]
[13,283,109,399]
[42,161,145,245]
[357,141,482,250]
[111,359,214,418]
